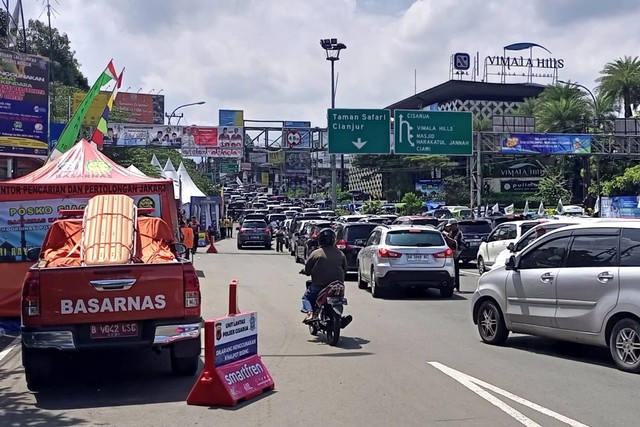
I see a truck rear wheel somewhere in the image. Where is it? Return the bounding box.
[170,338,201,376]
[22,344,52,390]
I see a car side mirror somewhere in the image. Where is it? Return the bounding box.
[173,243,188,256]
[481,236,487,243]
[505,255,517,270]
[26,247,41,262]
[507,242,515,252]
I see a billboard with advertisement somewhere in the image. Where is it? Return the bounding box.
[182,126,218,147]
[181,147,242,158]
[219,110,244,126]
[285,151,310,174]
[107,124,184,147]
[217,126,243,147]
[0,49,50,157]
[0,195,160,263]
[601,196,640,219]
[415,179,443,196]
[501,134,591,154]
[283,121,311,149]
[73,92,165,125]
[268,150,285,165]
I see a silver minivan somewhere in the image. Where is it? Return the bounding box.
[471,222,640,373]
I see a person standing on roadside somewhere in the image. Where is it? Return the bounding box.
[443,219,465,292]
[220,217,227,239]
[275,226,285,252]
[227,216,234,238]
[190,217,200,254]
[179,220,194,261]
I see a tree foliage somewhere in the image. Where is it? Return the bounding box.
[534,168,571,205]
[596,55,640,118]
[103,147,219,196]
[601,164,640,196]
[362,200,382,214]
[400,192,423,215]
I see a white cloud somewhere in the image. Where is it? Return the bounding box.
[21,0,640,127]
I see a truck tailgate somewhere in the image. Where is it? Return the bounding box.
[36,263,185,326]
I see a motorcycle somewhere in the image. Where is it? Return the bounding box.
[299,271,349,346]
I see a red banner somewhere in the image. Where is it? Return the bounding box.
[189,127,218,147]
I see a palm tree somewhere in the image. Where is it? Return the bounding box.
[596,56,640,117]
[515,98,538,117]
[535,84,591,132]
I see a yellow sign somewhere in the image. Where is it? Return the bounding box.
[261,172,269,185]
[72,91,109,126]
[268,150,285,165]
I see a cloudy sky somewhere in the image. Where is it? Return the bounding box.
[20,0,640,127]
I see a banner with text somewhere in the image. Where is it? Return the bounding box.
[214,312,258,367]
[0,195,160,263]
[501,133,591,154]
[601,196,640,219]
[285,151,310,174]
[0,49,50,157]
[74,92,165,126]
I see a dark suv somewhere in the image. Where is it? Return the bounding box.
[334,222,379,272]
[455,219,493,263]
[295,221,334,263]
[237,220,271,250]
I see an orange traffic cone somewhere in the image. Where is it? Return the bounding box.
[207,241,218,253]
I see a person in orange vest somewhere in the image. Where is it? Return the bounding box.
[179,220,194,261]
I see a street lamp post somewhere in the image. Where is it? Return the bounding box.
[320,38,347,209]
[558,80,600,214]
[166,101,206,125]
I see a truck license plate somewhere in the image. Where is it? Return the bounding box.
[90,322,138,339]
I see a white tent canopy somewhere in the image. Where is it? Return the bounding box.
[163,158,180,198]
[126,164,147,177]
[150,154,165,177]
[177,162,206,203]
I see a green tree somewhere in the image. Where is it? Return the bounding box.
[515,98,538,117]
[597,56,640,118]
[400,192,423,215]
[535,84,591,132]
[362,200,382,214]
[534,168,571,205]
[601,163,640,196]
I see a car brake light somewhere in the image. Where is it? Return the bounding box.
[336,239,350,250]
[312,232,318,239]
[265,228,270,233]
[433,248,453,258]
[378,248,402,258]
[183,268,201,315]
[240,228,249,232]
[22,271,40,317]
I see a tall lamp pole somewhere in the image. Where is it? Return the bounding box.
[166,101,206,125]
[558,80,600,214]
[320,38,347,209]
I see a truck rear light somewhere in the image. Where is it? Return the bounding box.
[22,271,40,317]
[378,248,402,258]
[433,248,454,258]
[336,239,350,250]
[183,268,201,313]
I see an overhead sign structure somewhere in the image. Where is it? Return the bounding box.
[394,110,473,156]
[328,108,391,154]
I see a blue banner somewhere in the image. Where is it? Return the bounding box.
[219,110,244,126]
[502,133,591,154]
[49,122,66,150]
[215,335,258,367]
[602,196,640,219]
[0,50,50,157]
[415,179,443,196]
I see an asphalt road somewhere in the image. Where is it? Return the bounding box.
[1,238,640,426]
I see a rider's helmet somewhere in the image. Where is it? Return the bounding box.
[317,228,337,247]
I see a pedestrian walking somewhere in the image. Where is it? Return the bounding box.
[179,220,194,261]
[220,217,227,239]
[227,216,234,238]
[190,217,200,253]
[443,219,465,292]
[275,226,285,252]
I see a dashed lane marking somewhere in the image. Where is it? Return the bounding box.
[428,361,589,427]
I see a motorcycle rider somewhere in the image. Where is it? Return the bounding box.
[300,228,352,328]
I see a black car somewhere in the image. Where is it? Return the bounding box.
[295,221,334,263]
[237,220,271,250]
[287,212,323,251]
[334,222,379,272]
[455,219,493,263]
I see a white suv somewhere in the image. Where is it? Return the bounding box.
[476,220,543,274]
[356,225,455,298]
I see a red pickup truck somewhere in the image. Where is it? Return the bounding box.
[20,195,202,389]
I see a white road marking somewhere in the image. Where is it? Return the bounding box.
[428,361,589,427]
[461,270,481,277]
[0,336,21,364]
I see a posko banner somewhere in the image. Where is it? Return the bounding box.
[600,196,640,219]
[501,134,591,154]
[0,195,161,263]
[0,49,50,157]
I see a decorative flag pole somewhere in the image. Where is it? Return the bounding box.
[91,68,124,148]
[47,60,118,163]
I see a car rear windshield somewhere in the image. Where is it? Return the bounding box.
[410,218,439,226]
[344,224,377,242]
[458,222,492,234]
[269,214,286,222]
[385,230,444,247]
[242,221,267,228]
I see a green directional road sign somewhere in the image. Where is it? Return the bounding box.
[394,110,473,155]
[328,108,391,154]
[220,162,239,173]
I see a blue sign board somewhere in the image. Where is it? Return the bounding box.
[49,122,66,151]
[213,312,258,367]
[283,121,311,149]
[0,50,50,157]
[502,133,591,154]
[219,110,244,126]
[602,196,640,219]
[415,179,443,196]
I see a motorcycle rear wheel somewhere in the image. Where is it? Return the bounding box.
[309,323,318,336]
[326,310,341,346]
